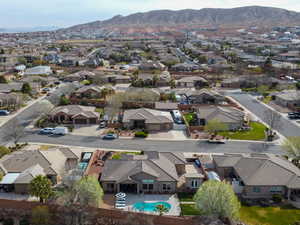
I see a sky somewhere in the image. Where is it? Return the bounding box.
[1,0,300,28]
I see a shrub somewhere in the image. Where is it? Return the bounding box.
[135,131,148,138]
[3,219,14,225]
[272,194,283,203]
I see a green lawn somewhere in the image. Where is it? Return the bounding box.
[178,193,195,202]
[240,205,300,225]
[180,204,201,216]
[219,122,267,141]
[111,151,141,160]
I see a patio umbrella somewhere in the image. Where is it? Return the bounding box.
[115,192,126,199]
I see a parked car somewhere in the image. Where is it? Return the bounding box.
[288,112,300,120]
[171,110,184,124]
[39,127,55,135]
[102,133,118,140]
[99,121,107,128]
[0,110,10,116]
[207,139,226,144]
[52,127,69,135]
[42,88,51,92]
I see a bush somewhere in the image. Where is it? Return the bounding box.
[135,131,148,138]
[272,194,283,203]
[3,219,14,225]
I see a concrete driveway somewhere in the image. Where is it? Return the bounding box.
[72,125,103,137]
[148,130,188,140]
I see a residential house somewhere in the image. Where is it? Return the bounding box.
[122,108,173,131]
[212,153,300,200]
[72,85,104,99]
[171,63,200,72]
[63,71,96,82]
[49,105,100,125]
[24,66,52,76]
[101,151,204,194]
[273,90,300,109]
[196,106,247,130]
[186,89,227,105]
[176,76,208,89]
[0,93,23,110]
[102,74,131,84]
[0,148,78,194]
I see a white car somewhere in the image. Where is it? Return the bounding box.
[39,128,55,135]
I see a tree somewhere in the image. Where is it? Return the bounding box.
[75,176,103,207]
[59,95,70,106]
[283,137,300,168]
[296,81,300,90]
[105,93,124,122]
[263,109,283,135]
[194,180,241,220]
[31,206,51,225]
[204,119,228,135]
[0,146,10,159]
[4,119,25,147]
[263,57,273,73]
[29,175,53,203]
[101,87,115,100]
[155,204,169,216]
[21,82,32,94]
[0,172,3,182]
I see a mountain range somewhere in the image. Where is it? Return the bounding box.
[60,6,300,34]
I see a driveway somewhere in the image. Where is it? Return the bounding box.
[72,125,102,137]
[148,130,188,140]
[0,193,38,201]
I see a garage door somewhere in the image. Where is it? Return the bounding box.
[74,119,88,124]
[147,124,161,131]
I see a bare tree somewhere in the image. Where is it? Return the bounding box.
[263,109,283,135]
[4,118,25,146]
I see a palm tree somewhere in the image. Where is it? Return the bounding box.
[29,175,53,203]
[155,204,169,216]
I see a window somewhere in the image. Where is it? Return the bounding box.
[253,187,261,193]
[191,180,199,189]
[270,186,282,193]
[107,183,115,190]
[163,183,171,191]
[143,184,153,191]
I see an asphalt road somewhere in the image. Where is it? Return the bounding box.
[21,132,284,154]
[0,83,77,145]
[228,93,300,138]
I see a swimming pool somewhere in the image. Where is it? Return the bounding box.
[133,201,171,213]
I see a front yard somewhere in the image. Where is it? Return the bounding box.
[219,122,267,141]
[240,205,300,225]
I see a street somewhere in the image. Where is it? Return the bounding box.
[228,93,300,138]
[21,132,284,154]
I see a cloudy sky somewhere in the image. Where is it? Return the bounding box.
[1,0,300,28]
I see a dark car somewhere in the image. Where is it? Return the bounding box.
[102,133,118,140]
[0,110,10,116]
[288,112,300,120]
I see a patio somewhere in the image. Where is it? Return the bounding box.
[119,194,181,216]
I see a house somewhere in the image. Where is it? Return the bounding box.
[0,148,78,194]
[138,61,166,71]
[0,93,23,110]
[176,76,208,89]
[212,153,300,200]
[63,71,96,82]
[171,63,200,72]
[102,74,131,84]
[101,151,204,194]
[196,106,247,130]
[273,90,300,109]
[122,108,173,131]
[186,89,227,105]
[72,85,104,99]
[49,105,100,125]
[24,66,52,76]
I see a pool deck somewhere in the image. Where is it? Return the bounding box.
[124,194,181,216]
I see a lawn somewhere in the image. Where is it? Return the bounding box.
[178,193,195,202]
[180,204,201,216]
[219,122,267,141]
[111,151,141,160]
[240,205,300,225]
[262,96,272,104]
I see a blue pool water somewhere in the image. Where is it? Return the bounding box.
[133,201,171,212]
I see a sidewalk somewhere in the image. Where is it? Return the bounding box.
[0,95,46,128]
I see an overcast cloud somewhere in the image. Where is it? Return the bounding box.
[1,0,299,28]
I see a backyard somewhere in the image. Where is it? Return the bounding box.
[219,122,267,141]
[240,205,300,225]
[180,203,300,225]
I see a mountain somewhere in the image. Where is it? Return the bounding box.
[60,6,300,34]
